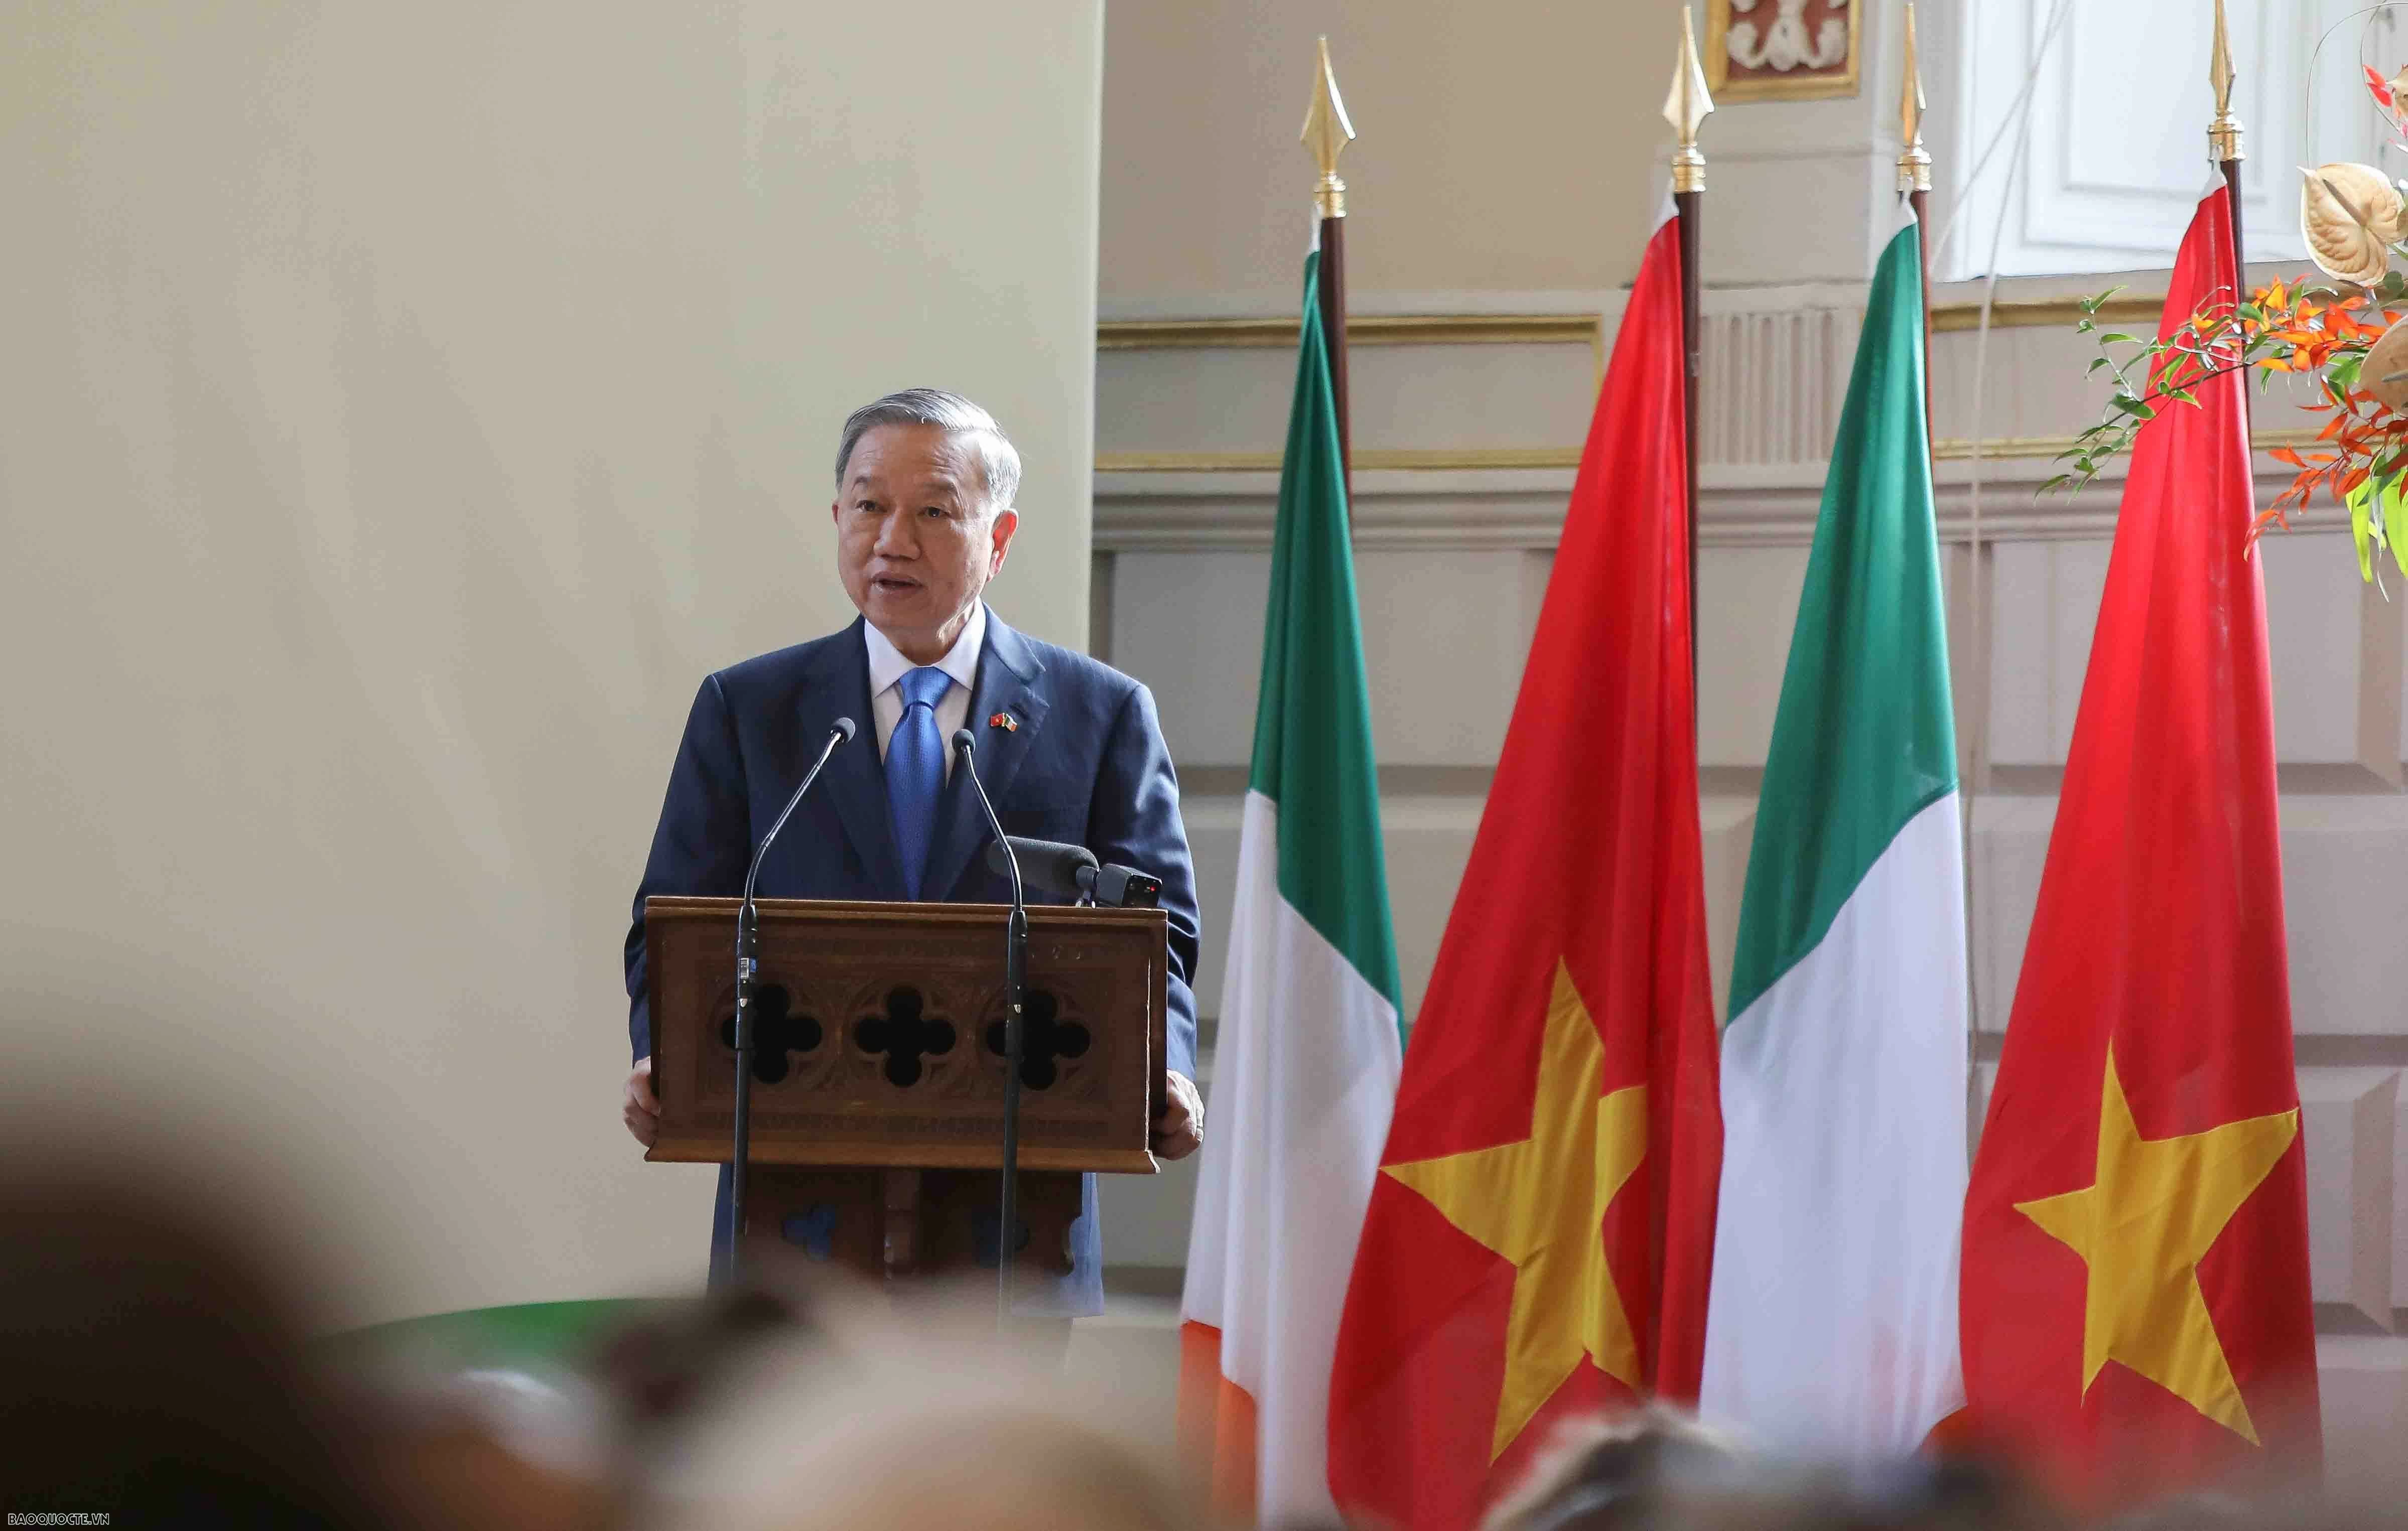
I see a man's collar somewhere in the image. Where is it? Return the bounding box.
[863,602,987,696]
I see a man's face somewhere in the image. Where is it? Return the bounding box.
[832,423,1018,660]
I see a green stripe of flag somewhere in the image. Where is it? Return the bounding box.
[1248,249,1402,1017]
[1726,219,1959,1025]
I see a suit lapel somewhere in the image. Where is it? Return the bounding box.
[923,610,1051,902]
[811,619,909,901]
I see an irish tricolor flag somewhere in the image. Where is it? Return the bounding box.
[1698,210,1970,1456]
[1178,246,1404,1526]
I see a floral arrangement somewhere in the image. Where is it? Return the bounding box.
[2055,65,2408,582]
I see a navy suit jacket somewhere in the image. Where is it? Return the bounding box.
[623,609,1200,1312]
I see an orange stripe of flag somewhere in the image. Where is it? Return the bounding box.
[1177,1320,1259,1522]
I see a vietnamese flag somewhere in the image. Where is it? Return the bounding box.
[1325,212,1722,1531]
[1959,185,2322,1499]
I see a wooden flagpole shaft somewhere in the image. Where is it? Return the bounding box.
[1676,189,1702,687]
[1320,212,1353,501]
[2210,0,2249,427]
[1911,185,1935,470]
[2220,158,2249,433]
[1665,5,1712,705]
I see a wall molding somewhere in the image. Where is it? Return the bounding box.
[1098,314,1601,350]
[1929,296,2163,333]
[1093,453,2330,553]
[1096,295,2170,354]
[1096,427,2318,478]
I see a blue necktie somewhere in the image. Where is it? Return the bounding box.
[886,665,952,900]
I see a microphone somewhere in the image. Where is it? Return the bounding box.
[953,728,1027,1327]
[985,836,1163,909]
[988,835,1093,897]
[741,717,858,912]
[727,716,855,1282]
[952,730,1021,910]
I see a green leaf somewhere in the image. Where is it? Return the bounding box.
[2110,394,2157,420]
[2387,480,2408,579]
[2350,480,2378,583]
[2237,303,2266,323]
[2163,386,2200,406]
[2088,356,2111,375]
[2076,318,2096,334]
[2382,269,2408,301]
[2038,473,2071,495]
[2330,353,2366,390]
[2099,332,2142,346]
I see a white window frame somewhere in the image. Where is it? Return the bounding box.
[1941,0,2398,281]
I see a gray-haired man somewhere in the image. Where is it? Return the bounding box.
[620,389,1204,1311]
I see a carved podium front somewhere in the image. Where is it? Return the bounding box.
[643,897,1166,1286]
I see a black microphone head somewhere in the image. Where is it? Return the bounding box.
[832,716,858,742]
[951,727,976,755]
[990,836,1098,896]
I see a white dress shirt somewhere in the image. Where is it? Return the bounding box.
[863,602,985,781]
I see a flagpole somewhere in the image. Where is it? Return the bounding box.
[1898,2,1934,453]
[1304,38,1356,505]
[1899,3,1984,1108]
[2209,0,2250,424]
[1665,7,1712,692]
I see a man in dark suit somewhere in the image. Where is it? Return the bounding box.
[620,388,1203,1314]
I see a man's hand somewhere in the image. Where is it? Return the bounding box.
[1154,1070,1203,1161]
[624,1056,661,1148]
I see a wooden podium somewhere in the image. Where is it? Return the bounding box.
[642,896,1167,1287]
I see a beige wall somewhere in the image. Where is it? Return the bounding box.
[1100,1,1685,308]
[0,0,1101,1326]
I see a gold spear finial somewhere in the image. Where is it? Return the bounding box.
[2208,0,2245,162]
[1897,2,1932,194]
[1301,37,1355,219]
[1664,6,1714,194]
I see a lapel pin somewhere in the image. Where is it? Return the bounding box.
[988,711,1019,733]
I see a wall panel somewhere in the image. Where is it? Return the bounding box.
[0,0,1105,1326]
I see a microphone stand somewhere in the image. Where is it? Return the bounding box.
[728,717,855,1284]
[953,729,1025,1328]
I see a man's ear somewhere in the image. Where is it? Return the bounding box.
[987,507,1019,575]
[829,499,842,528]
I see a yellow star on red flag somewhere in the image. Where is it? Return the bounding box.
[2014,1047,2299,1443]
[1384,961,1647,1461]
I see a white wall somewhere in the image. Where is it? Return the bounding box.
[0,0,1102,1327]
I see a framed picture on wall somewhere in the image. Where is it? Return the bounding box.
[1705,0,1861,102]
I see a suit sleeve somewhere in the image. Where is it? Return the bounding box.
[625,673,751,1062]
[1087,680,1202,1082]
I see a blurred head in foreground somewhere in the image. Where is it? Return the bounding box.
[1483,1407,2067,1531]
[650,1274,1202,1531]
[0,1169,382,1525]
[1482,1407,1747,1531]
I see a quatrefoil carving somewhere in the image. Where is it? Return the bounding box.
[717,985,823,1084]
[984,988,1089,1090]
[853,987,957,1088]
